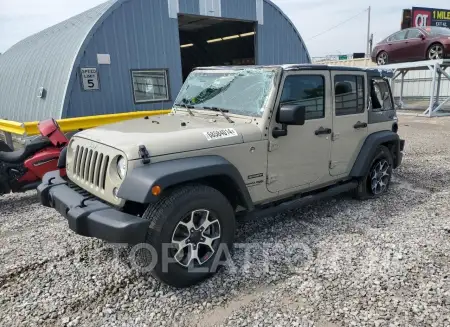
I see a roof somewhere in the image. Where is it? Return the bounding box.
[195,64,395,78]
[0,0,117,121]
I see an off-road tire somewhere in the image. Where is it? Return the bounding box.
[0,140,12,152]
[133,183,236,288]
[354,145,394,200]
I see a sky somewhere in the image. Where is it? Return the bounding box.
[0,0,449,57]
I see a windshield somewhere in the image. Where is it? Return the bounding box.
[174,68,277,117]
[425,26,450,36]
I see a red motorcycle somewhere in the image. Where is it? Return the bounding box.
[0,119,73,195]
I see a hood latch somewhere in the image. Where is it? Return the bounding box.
[138,145,151,164]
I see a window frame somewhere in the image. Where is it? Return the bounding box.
[277,73,326,121]
[333,74,365,117]
[130,69,171,104]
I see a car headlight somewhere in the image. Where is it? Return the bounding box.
[117,156,127,179]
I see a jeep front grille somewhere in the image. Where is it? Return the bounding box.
[72,145,110,190]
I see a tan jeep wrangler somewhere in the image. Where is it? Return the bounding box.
[38,64,405,288]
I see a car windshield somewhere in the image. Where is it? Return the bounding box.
[425,26,450,36]
[174,68,277,117]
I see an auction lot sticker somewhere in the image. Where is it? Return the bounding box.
[203,128,239,141]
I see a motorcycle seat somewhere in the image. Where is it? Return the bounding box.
[0,137,52,163]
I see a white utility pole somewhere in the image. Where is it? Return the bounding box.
[366,6,371,57]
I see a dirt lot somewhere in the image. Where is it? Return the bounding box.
[1,114,450,327]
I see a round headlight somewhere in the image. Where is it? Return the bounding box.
[117,156,127,179]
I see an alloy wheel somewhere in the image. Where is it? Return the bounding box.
[428,45,444,60]
[377,52,388,65]
[171,209,221,268]
[370,159,390,195]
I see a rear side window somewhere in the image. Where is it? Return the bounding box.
[371,79,393,111]
[280,75,325,120]
[334,75,365,116]
[387,30,407,41]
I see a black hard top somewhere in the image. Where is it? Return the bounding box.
[195,64,394,79]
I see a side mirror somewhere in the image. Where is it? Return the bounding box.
[419,33,426,40]
[272,104,306,138]
[278,104,306,125]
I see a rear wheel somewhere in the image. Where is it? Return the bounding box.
[427,43,444,60]
[355,145,393,200]
[376,51,388,65]
[133,184,236,288]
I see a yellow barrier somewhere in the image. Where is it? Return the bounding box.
[0,110,171,136]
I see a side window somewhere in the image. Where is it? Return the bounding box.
[406,28,422,39]
[370,79,393,111]
[334,75,365,116]
[131,69,170,103]
[280,75,325,120]
[388,30,407,41]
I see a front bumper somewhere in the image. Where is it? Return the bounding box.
[37,171,149,244]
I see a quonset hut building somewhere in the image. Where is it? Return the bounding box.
[0,0,311,122]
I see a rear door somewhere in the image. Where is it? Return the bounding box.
[329,71,368,177]
[386,30,408,62]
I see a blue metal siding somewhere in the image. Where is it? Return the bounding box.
[257,1,310,65]
[65,0,310,118]
[65,0,183,117]
[221,0,257,21]
[179,0,200,15]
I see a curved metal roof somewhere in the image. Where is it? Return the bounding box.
[0,0,116,122]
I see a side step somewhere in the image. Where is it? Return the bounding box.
[241,181,358,221]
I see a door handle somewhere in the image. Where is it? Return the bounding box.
[353,121,368,129]
[315,127,332,135]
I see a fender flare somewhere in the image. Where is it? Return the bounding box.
[350,131,401,177]
[117,155,254,210]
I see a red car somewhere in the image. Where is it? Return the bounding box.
[371,26,450,65]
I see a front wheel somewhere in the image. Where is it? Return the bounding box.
[427,44,444,60]
[354,145,394,200]
[134,184,236,288]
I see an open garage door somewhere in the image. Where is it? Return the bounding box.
[178,14,256,81]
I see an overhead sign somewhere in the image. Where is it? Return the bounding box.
[412,7,450,28]
[81,68,100,91]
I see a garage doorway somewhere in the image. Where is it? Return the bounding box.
[178,14,256,81]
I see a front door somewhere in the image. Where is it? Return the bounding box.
[402,28,427,60]
[329,71,368,176]
[267,71,332,193]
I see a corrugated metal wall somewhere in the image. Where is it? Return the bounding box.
[391,70,450,99]
[65,0,311,118]
[0,1,115,121]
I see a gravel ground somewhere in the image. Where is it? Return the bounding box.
[1,114,450,327]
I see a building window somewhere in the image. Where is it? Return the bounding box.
[131,70,170,103]
[334,75,365,116]
[280,75,325,120]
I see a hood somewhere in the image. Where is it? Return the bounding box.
[74,113,263,159]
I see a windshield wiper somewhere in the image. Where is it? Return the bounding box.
[203,106,234,123]
[174,102,195,116]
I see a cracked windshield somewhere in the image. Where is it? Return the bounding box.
[174,68,276,117]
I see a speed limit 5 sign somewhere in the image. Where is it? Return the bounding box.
[81,68,100,91]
